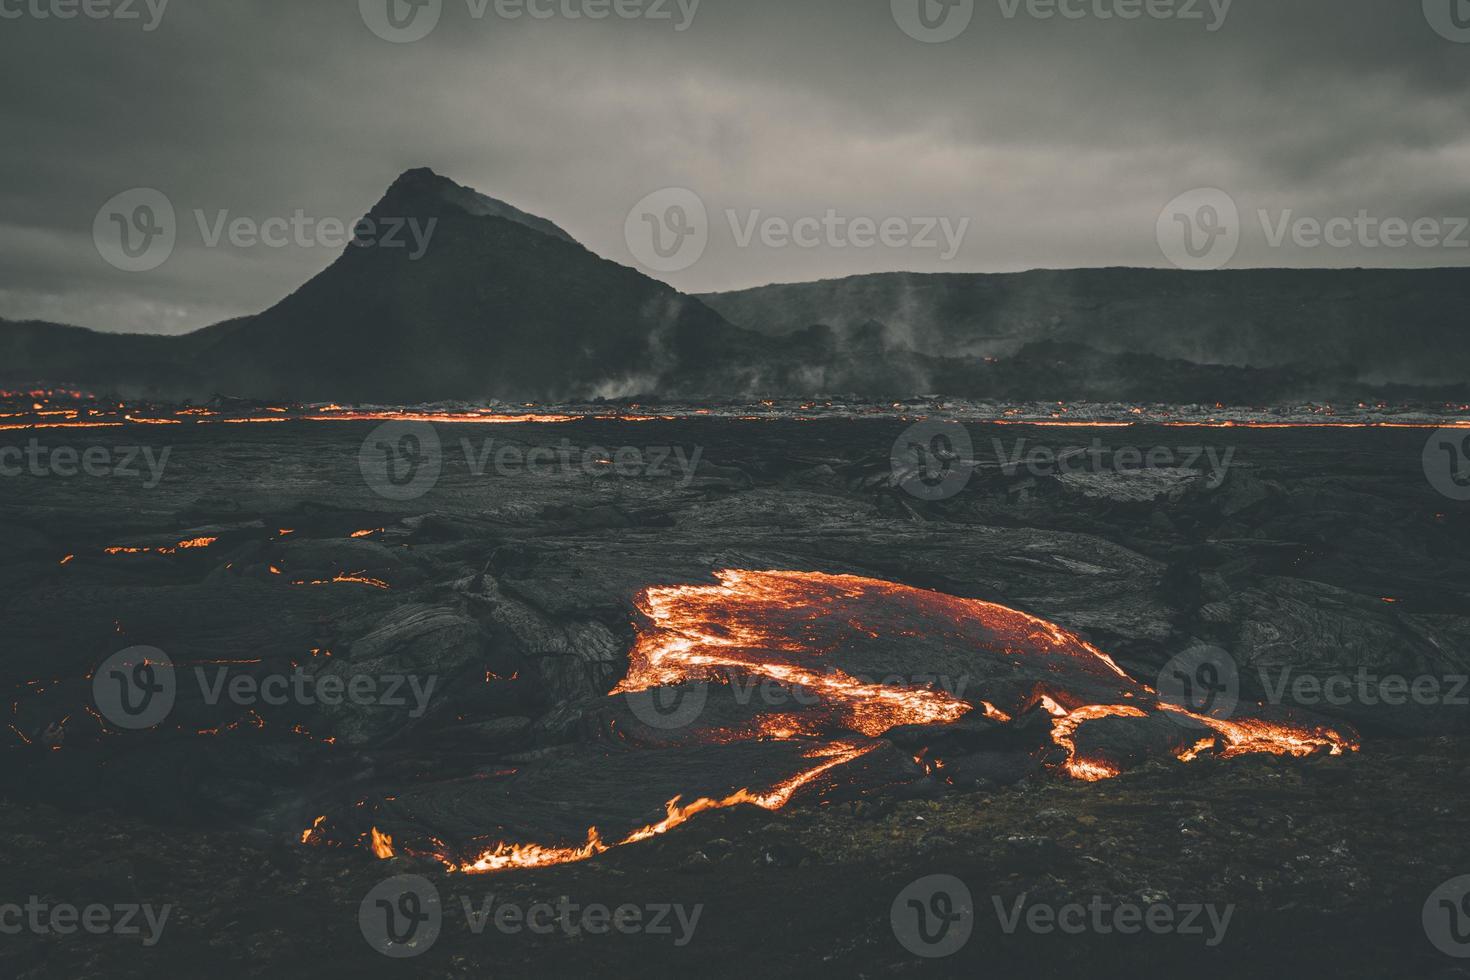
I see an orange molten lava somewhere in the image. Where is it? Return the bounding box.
[452,741,872,874]
[0,393,1465,433]
[370,827,395,859]
[335,570,1356,875]
[615,570,1137,733]
[102,536,218,558]
[612,570,1354,778]
[291,571,391,590]
[1047,704,1149,781]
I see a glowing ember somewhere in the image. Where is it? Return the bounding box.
[291,571,390,590]
[369,827,395,859]
[102,536,218,557]
[301,815,326,845]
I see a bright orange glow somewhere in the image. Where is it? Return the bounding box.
[302,411,580,424]
[301,815,326,845]
[1047,704,1149,781]
[292,571,390,590]
[304,569,1359,875]
[102,536,218,557]
[370,827,395,859]
[1170,710,1356,760]
[618,569,1132,728]
[0,396,1465,432]
[452,741,874,874]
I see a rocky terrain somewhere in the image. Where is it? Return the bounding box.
[4,738,1467,979]
[3,412,1469,977]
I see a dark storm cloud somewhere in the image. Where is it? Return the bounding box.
[0,0,1466,333]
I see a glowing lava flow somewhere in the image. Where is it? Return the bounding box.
[451,741,873,874]
[0,392,1466,432]
[612,570,1355,777]
[359,570,1356,874]
[101,536,218,558]
[615,569,1137,724]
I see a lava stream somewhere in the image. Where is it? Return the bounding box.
[450,741,873,874]
[345,570,1357,874]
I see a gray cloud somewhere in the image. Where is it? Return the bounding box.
[0,0,1466,333]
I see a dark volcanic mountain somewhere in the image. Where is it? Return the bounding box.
[196,169,752,402]
[0,170,777,402]
[700,268,1470,387]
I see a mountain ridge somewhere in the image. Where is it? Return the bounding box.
[698,267,1470,385]
[3,170,1467,403]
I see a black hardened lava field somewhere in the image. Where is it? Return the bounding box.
[4,4,1470,978]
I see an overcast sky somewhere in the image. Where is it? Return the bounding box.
[1,0,1467,334]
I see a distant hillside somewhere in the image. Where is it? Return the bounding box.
[699,268,1470,386]
[3,172,1466,404]
[0,320,195,394]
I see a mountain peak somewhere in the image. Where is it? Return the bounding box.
[373,167,577,245]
